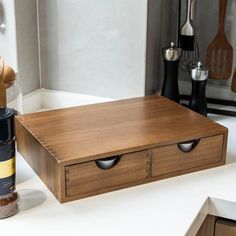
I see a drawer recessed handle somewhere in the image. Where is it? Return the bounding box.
[178,140,200,153]
[95,156,121,170]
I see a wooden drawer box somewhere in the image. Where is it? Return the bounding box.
[152,135,224,177]
[15,96,228,203]
[66,151,149,198]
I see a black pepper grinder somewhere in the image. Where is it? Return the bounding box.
[161,42,182,103]
[0,107,19,219]
[189,62,209,116]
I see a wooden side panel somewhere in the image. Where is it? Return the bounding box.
[215,219,236,236]
[152,135,224,177]
[15,119,63,202]
[196,215,216,236]
[66,151,149,198]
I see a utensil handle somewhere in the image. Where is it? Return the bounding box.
[187,0,192,22]
[177,0,181,47]
[218,0,227,32]
[231,70,236,92]
[0,57,7,107]
[0,88,6,107]
[190,0,196,20]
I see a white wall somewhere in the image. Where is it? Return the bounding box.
[0,0,40,95]
[38,0,148,99]
[0,0,17,70]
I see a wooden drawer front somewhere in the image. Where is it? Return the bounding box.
[66,150,149,197]
[152,135,224,177]
[215,219,236,236]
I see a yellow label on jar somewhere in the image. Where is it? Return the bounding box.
[0,158,15,179]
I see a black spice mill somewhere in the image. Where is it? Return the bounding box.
[0,107,19,219]
[189,62,208,116]
[161,42,182,103]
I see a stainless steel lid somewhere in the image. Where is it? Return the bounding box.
[162,42,182,61]
[191,62,209,81]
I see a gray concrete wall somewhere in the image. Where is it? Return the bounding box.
[15,0,40,95]
[38,0,148,99]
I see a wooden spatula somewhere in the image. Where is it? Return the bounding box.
[205,0,233,80]
[231,70,236,92]
[0,57,6,107]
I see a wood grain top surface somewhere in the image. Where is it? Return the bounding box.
[16,96,227,165]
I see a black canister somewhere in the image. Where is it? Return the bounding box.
[0,107,18,219]
[189,62,209,116]
[161,42,182,103]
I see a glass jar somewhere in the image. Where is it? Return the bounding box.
[0,107,19,219]
[6,75,23,115]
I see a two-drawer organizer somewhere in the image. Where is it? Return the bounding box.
[15,96,228,203]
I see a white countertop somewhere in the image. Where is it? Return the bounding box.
[2,113,236,236]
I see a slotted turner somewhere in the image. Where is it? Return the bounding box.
[205,0,233,80]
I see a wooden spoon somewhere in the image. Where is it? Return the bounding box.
[205,0,233,80]
[0,59,16,107]
[0,58,6,107]
[3,65,16,89]
[231,70,236,92]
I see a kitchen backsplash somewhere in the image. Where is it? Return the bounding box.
[178,0,236,100]
[0,0,235,99]
[179,0,236,86]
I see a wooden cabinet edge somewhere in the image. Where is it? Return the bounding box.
[197,215,236,236]
[196,215,216,236]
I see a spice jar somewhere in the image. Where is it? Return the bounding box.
[0,107,19,219]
